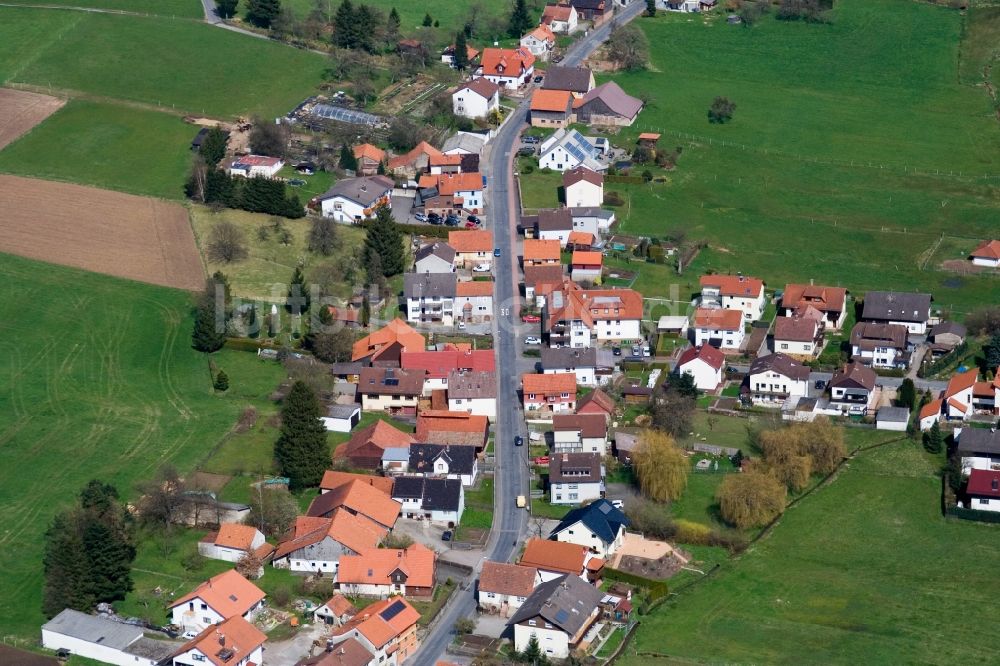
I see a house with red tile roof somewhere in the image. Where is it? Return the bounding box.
[530,89,574,127]
[388,141,442,178]
[320,470,395,496]
[307,477,402,530]
[523,372,577,413]
[524,239,562,266]
[692,307,745,350]
[478,561,541,616]
[401,349,495,394]
[168,569,266,634]
[518,537,601,583]
[570,250,602,283]
[521,24,556,60]
[173,615,265,666]
[449,229,494,267]
[677,344,725,391]
[774,306,825,357]
[313,593,357,627]
[781,283,849,329]
[353,143,386,176]
[334,419,415,469]
[297,637,372,666]
[442,43,481,68]
[337,543,436,598]
[700,274,766,322]
[418,172,485,213]
[577,388,614,421]
[272,509,388,574]
[352,318,426,364]
[545,284,644,348]
[970,239,1000,268]
[416,410,490,449]
[475,47,536,90]
[228,154,284,178]
[428,152,464,175]
[197,524,267,565]
[329,596,421,664]
[542,3,579,33]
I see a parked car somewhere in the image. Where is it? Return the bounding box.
[631,345,642,357]
[445,216,460,226]
[534,456,550,465]
[493,247,502,257]
[523,135,539,144]
[612,346,622,356]
[467,214,480,224]
[465,221,480,229]
[413,212,427,222]
[441,530,453,542]
[522,314,541,323]
[428,212,442,224]
[524,336,541,345]
[517,146,534,156]
[473,263,491,273]
[533,75,543,83]
[514,436,523,447]
[457,321,466,330]
[642,345,651,357]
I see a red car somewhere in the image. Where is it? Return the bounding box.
[522,314,541,323]
[465,221,480,229]
[534,456,550,466]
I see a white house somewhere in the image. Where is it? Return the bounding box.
[327,597,421,665]
[699,274,765,321]
[747,353,810,406]
[827,361,877,415]
[321,404,362,433]
[406,443,479,487]
[850,322,909,369]
[520,24,556,61]
[563,167,604,209]
[533,208,574,247]
[404,273,457,326]
[478,561,541,616]
[447,369,497,418]
[774,309,824,357]
[317,175,394,223]
[271,510,387,576]
[569,207,615,236]
[550,498,629,558]
[414,242,456,274]
[336,545,436,599]
[392,476,465,525]
[552,413,608,456]
[452,78,500,120]
[861,291,932,335]
[542,3,579,33]
[313,594,357,627]
[545,286,644,348]
[42,610,179,666]
[970,240,1000,268]
[418,171,486,212]
[956,427,1000,476]
[549,452,604,505]
[228,154,283,178]
[966,468,1000,512]
[508,575,604,660]
[676,344,725,391]
[475,47,536,90]
[539,128,604,172]
[168,570,266,634]
[172,616,265,666]
[541,346,598,386]
[197,524,266,564]
[692,307,745,350]
[659,0,700,11]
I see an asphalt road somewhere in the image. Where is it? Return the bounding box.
[410,4,646,664]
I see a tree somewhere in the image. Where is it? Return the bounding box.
[924,420,944,454]
[650,385,695,438]
[422,11,433,27]
[363,205,405,277]
[606,24,649,71]
[645,0,656,17]
[274,381,329,489]
[308,329,355,363]
[985,333,1000,371]
[716,471,786,529]
[738,0,768,25]
[216,0,239,18]
[249,118,289,157]
[758,419,844,489]
[214,370,230,391]
[360,296,371,328]
[247,488,300,537]
[387,116,423,151]
[633,430,688,502]
[385,7,401,45]
[199,127,229,166]
[354,3,384,53]
[235,551,263,579]
[966,306,1000,336]
[42,512,93,617]
[332,0,357,48]
[308,216,339,256]
[453,30,470,70]
[206,220,249,264]
[339,143,358,171]
[671,371,700,398]
[82,520,134,602]
[136,465,187,528]
[286,265,310,314]
[507,0,532,38]
[454,617,475,635]
[708,96,736,123]
[192,298,226,353]
[518,633,548,664]
[246,0,281,28]
[898,378,916,410]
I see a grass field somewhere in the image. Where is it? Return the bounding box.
[2,0,203,18]
[518,0,1000,315]
[0,7,329,117]
[0,253,247,639]
[0,100,193,199]
[623,439,1000,663]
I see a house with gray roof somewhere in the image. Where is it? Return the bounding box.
[928,321,967,356]
[956,427,1000,475]
[541,66,595,96]
[550,498,629,557]
[507,574,604,659]
[541,347,598,386]
[442,131,488,155]
[406,443,478,486]
[42,609,180,666]
[861,291,932,335]
[317,175,394,223]
[876,406,910,431]
[534,209,575,246]
[414,242,456,274]
[404,273,458,325]
[574,81,643,127]
[747,352,810,406]
[569,206,616,236]
[539,128,604,172]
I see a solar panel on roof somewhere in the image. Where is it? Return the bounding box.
[554,609,570,624]
[598,503,612,514]
[380,599,407,621]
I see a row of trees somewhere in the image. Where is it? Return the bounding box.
[186,168,305,219]
[43,482,135,617]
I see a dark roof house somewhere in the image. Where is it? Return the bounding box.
[392,476,463,514]
[830,361,877,392]
[541,347,598,371]
[407,443,476,477]
[861,291,931,325]
[507,574,604,637]
[542,66,595,94]
[574,82,643,125]
[749,353,810,381]
[549,452,603,484]
[551,499,628,545]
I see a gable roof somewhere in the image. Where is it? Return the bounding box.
[957,428,1000,456]
[298,637,372,666]
[782,283,847,314]
[568,231,594,247]
[678,344,726,372]
[337,544,435,589]
[830,361,876,391]
[449,229,494,253]
[699,274,764,298]
[392,476,463,512]
[359,366,425,396]
[542,65,593,93]
[540,129,602,171]
[520,537,588,574]
[480,47,536,77]
[967,468,1000,497]
[549,452,602,483]
[541,346,597,371]
[179,615,266,666]
[320,470,394,495]
[774,315,819,342]
[408,443,477,476]
[523,372,577,395]
[563,166,603,188]
[508,574,604,634]
[552,498,628,544]
[352,318,426,361]
[536,208,574,232]
[575,81,642,120]
[415,242,456,266]
[749,352,809,381]
[542,3,576,22]
[317,175,394,205]
[919,398,942,421]
[552,413,607,438]
[971,239,1000,260]
[416,410,489,444]
[523,264,566,287]
[447,370,496,399]
[333,596,420,649]
[306,477,402,529]
[524,238,562,261]
[387,141,442,171]
[353,143,386,163]
[43,609,145,651]
[929,321,967,340]
[693,307,743,331]
[850,322,908,350]
[531,89,573,113]
[418,172,484,194]
[479,561,538,597]
[213,524,260,551]
[455,78,499,100]
[945,368,979,398]
[578,388,614,416]
[405,272,457,300]
[525,24,556,44]
[169,569,265,617]
[571,250,602,266]
[337,420,415,461]
[401,349,494,379]
[861,291,931,323]
[455,280,494,297]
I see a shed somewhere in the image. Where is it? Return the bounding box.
[321,404,362,433]
[657,315,689,335]
[876,406,910,431]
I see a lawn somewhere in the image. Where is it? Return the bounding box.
[0,8,330,118]
[189,206,369,301]
[0,253,250,639]
[622,439,1000,663]
[2,0,203,18]
[0,99,194,199]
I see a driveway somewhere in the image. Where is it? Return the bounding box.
[265,621,326,666]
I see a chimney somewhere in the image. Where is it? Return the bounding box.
[218,633,226,647]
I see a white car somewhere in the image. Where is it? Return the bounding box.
[524,336,541,345]
[473,263,491,272]
[458,321,466,330]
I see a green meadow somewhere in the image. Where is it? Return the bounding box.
[1,0,203,18]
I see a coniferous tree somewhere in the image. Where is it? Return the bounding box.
[199,127,229,166]
[985,333,1000,371]
[216,0,239,18]
[363,204,404,277]
[385,6,401,45]
[82,521,134,603]
[924,421,944,454]
[508,0,532,38]
[214,370,230,391]
[339,143,358,171]
[246,0,281,27]
[898,378,916,410]
[42,512,93,617]
[355,4,382,53]
[192,299,226,352]
[287,266,310,314]
[453,31,469,70]
[274,381,329,489]
[333,0,358,48]
[422,12,433,26]
[645,0,656,16]
[361,296,371,327]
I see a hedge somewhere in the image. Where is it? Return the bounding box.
[602,567,669,608]
[356,217,451,239]
[224,337,283,352]
[945,506,1000,524]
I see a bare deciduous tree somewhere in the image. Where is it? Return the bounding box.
[207,221,249,264]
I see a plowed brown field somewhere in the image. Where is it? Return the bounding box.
[0,89,65,150]
[0,175,205,290]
